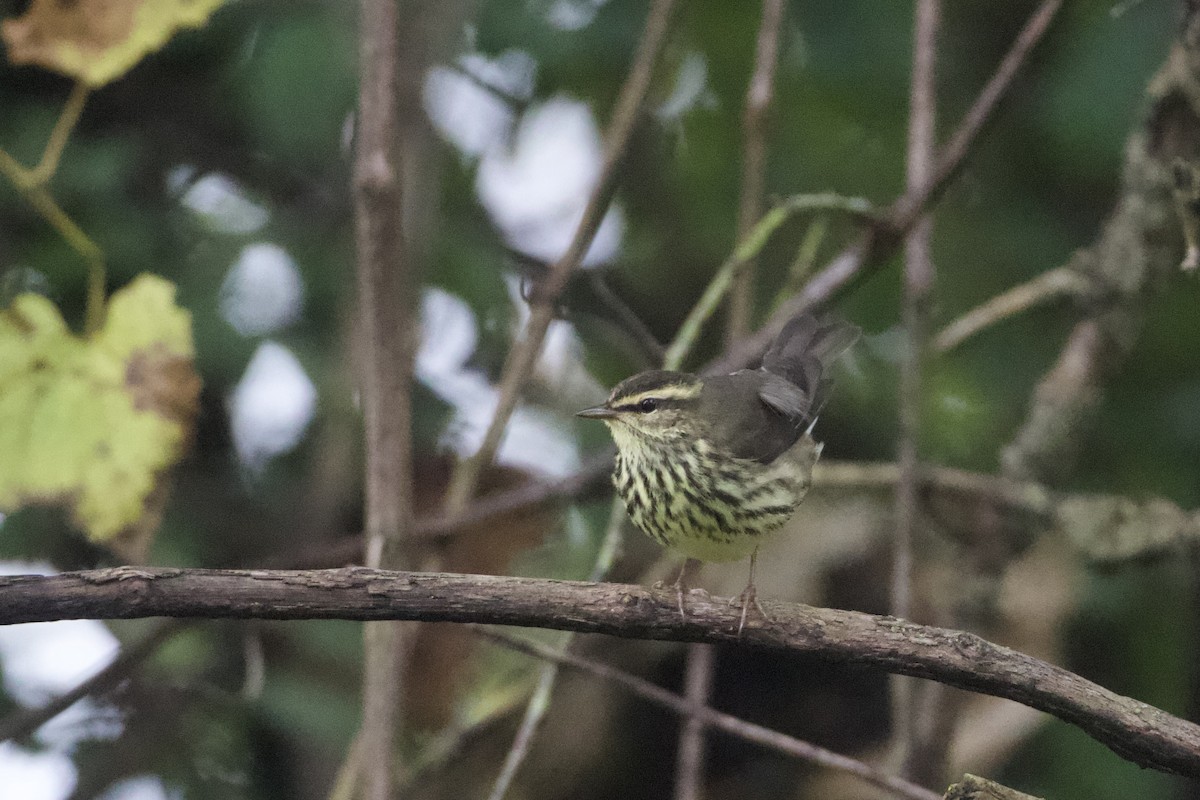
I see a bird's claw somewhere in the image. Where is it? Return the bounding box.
[730,585,770,638]
[670,585,710,622]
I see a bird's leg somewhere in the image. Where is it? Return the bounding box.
[732,548,770,637]
[671,558,702,620]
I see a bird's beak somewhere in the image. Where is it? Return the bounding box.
[576,405,618,420]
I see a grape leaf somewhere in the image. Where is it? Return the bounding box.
[1,0,226,87]
[0,275,200,554]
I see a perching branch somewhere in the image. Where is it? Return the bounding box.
[943,774,1043,800]
[3,566,1200,779]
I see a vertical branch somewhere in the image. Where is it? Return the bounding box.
[680,1,786,793]
[441,0,677,514]
[727,0,786,342]
[893,0,940,784]
[353,0,426,796]
[674,642,716,800]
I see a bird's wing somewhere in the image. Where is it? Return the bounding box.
[757,372,812,421]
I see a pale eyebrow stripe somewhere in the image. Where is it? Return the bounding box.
[612,383,702,406]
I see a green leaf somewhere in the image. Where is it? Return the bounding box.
[0,275,200,554]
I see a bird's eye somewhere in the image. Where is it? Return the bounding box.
[638,397,659,413]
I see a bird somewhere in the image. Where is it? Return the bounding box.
[577,313,859,634]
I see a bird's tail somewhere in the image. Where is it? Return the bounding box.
[761,314,859,406]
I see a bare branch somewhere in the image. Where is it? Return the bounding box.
[3,567,1200,779]
[483,496,629,798]
[675,643,716,800]
[728,0,786,341]
[887,0,1064,231]
[353,0,428,793]
[893,0,941,782]
[1002,2,1200,484]
[933,264,1092,354]
[442,0,678,513]
[480,630,941,800]
[0,620,187,744]
[711,0,1064,376]
[485,632,572,800]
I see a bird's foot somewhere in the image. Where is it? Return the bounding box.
[663,558,704,622]
[672,586,711,621]
[730,583,770,638]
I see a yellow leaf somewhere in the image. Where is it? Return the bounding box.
[0,275,200,551]
[2,0,227,87]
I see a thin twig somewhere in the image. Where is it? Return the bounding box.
[446,61,530,112]
[29,81,89,186]
[502,246,666,365]
[893,0,941,784]
[586,272,666,365]
[441,0,679,514]
[480,629,941,800]
[675,642,717,800]
[483,497,626,800]
[0,81,103,331]
[8,567,1200,779]
[664,193,873,370]
[710,0,1064,376]
[728,0,786,342]
[474,5,683,782]
[270,456,1056,573]
[0,150,106,333]
[0,620,187,743]
[484,631,572,800]
[772,215,829,307]
[885,0,1064,233]
[682,4,787,790]
[933,265,1091,354]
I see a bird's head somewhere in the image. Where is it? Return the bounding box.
[577,370,703,445]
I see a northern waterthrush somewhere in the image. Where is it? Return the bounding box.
[578,314,859,632]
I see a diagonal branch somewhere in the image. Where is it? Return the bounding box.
[480,629,940,800]
[1001,1,1200,485]
[710,0,1064,376]
[933,264,1092,354]
[3,566,1199,780]
[0,620,188,744]
[441,0,678,513]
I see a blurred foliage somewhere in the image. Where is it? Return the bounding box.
[0,0,1197,799]
[1,0,227,87]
